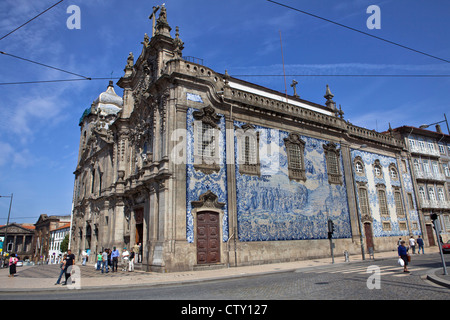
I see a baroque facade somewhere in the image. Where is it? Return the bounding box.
[71,6,425,272]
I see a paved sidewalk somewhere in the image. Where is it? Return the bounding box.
[0,247,447,292]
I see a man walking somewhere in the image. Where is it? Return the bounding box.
[63,249,75,285]
[101,249,109,273]
[111,247,119,272]
[417,235,425,254]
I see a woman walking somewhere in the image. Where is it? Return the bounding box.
[398,240,410,273]
[8,253,18,278]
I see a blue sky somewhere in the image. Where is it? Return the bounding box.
[0,0,449,224]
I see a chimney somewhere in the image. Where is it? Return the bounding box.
[436,124,442,133]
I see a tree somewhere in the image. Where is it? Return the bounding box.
[60,234,69,253]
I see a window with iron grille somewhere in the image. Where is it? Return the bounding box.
[378,189,389,216]
[323,142,342,185]
[198,122,215,158]
[284,133,306,181]
[358,187,370,216]
[394,190,405,217]
[192,106,221,174]
[237,124,260,176]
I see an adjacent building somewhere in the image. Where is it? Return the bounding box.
[48,223,71,264]
[71,5,427,272]
[34,214,71,262]
[391,124,450,245]
[0,223,35,260]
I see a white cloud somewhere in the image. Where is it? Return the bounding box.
[0,140,33,168]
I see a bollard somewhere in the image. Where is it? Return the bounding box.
[344,250,349,262]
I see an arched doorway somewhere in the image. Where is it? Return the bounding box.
[196,211,220,264]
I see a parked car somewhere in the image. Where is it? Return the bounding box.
[443,240,450,254]
[442,240,450,253]
[16,260,23,267]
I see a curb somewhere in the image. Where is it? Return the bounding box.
[426,268,450,289]
[0,255,391,293]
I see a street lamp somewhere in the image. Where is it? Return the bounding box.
[419,113,449,135]
[0,193,13,267]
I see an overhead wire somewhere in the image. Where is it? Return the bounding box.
[0,51,91,80]
[0,1,448,86]
[1,74,449,86]
[267,0,450,64]
[0,0,65,41]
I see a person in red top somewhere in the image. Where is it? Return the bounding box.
[8,253,18,278]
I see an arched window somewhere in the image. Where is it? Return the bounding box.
[428,187,436,201]
[390,167,397,179]
[355,161,364,174]
[419,186,426,201]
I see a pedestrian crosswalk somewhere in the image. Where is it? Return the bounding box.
[299,264,427,277]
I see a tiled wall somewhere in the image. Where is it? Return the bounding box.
[351,149,421,237]
[234,122,352,241]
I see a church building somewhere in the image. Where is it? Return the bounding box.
[71,5,422,272]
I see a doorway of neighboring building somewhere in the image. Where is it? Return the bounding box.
[426,224,436,246]
[197,211,220,264]
[135,208,144,247]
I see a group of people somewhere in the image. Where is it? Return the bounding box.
[94,246,136,273]
[79,243,142,274]
[397,235,425,273]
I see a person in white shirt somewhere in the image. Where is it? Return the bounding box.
[409,236,416,254]
[121,247,130,271]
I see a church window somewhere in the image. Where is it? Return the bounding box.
[193,106,221,174]
[237,124,260,176]
[377,188,389,217]
[284,132,306,182]
[358,187,370,217]
[323,142,342,184]
[394,190,405,217]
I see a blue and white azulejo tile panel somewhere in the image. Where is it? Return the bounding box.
[185,108,228,243]
[234,122,352,242]
[350,149,421,238]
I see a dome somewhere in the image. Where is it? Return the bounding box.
[92,81,123,115]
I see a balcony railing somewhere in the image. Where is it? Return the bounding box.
[420,199,450,209]
[409,145,441,157]
[414,170,446,181]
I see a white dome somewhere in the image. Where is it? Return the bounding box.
[92,81,123,115]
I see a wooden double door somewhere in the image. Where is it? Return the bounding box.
[197,211,220,264]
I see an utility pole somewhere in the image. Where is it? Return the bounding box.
[328,218,335,264]
[431,213,448,275]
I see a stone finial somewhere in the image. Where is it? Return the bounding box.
[324,84,337,113]
[223,70,230,86]
[141,33,150,48]
[324,84,334,101]
[291,79,299,98]
[173,26,184,58]
[155,4,172,37]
